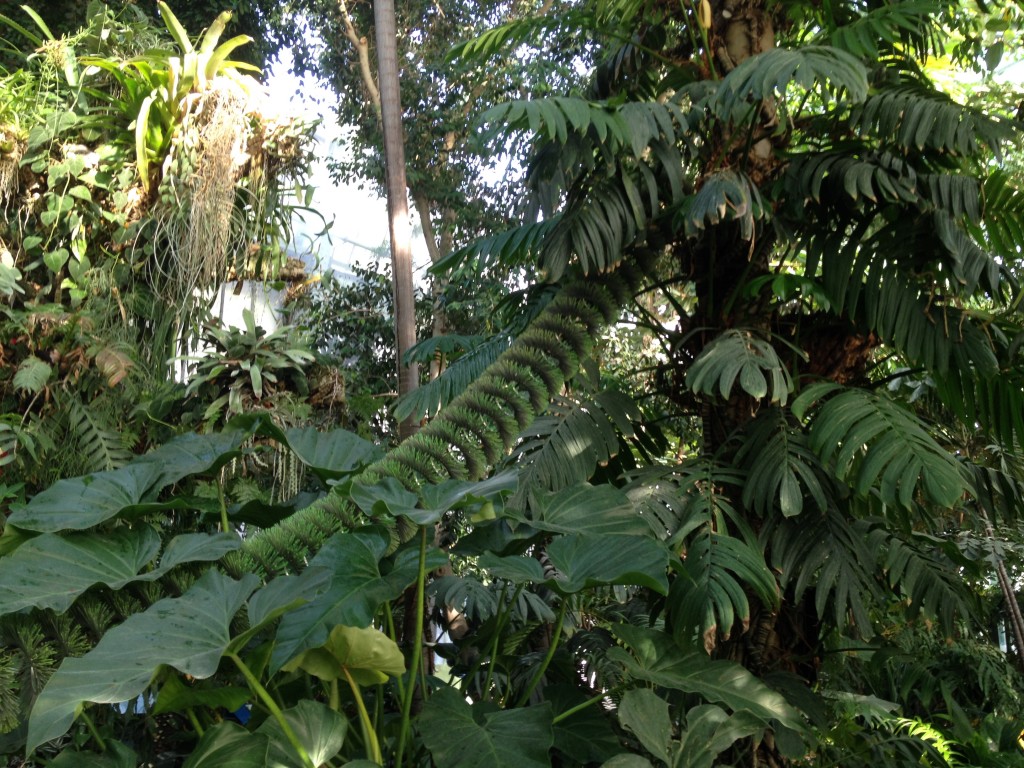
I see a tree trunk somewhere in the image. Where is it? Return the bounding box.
[374,0,419,439]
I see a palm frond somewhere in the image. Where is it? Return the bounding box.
[679,169,768,240]
[394,333,513,421]
[506,389,642,508]
[711,46,869,124]
[792,383,967,509]
[768,510,886,636]
[974,169,1024,263]
[686,329,793,406]
[854,84,1015,158]
[884,532,978,632]
[825,0,944,61]
[736,409,830,518]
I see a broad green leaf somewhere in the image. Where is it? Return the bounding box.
[283,426,382,482]
[153,675,250,715]
[271,529,443,672]
[282,624,405,685]
[7,462,162,532]
[27,571,259,752]
[0,525,160,615]
[480,534,669,594]
[257,700,347,768]
[674,705,766,768]
[139,430,249,489]
[246,567,333,629]
[608,625,803,731]
[601,756,654,768]
[618,689,673,764]
[48,741,137,768]
[520,483,650,537]
[182,722,270,768]
[547,685,623,765]
[545,534,669,595]
[419,687,553,768]
[151,532,241,571]
[349,477,423,521]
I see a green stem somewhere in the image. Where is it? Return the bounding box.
[385,600,405,703]
[185,707,205,737]
[551,690,615,725]
[480,583,518,702]
[344,667,383,764]
[218,476,230,533]
[229,653,315,768]
[395,525,428,768]
[516,598,568,708]
[80,710,106,752]
[329,678,340,712]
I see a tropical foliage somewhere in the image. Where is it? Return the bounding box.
[1,0,1024,767]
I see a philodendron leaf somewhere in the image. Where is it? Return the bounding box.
[618,689,673,764]
[182,722,270,768]
[601,757,655,768]
[48,740,137,768]
[674,705,767,768]
[139,429,249,489]
[518,483,650,537]
[546,534,670,595]
[7,462,163,533]
[282,425,383,483]
[283,625,405,686]
[149,532,241,572]
[419,687,554,768]
[608,625,804,731]
[257,700,347,768]
[27,571,259,752]
[0,525,161,616]
[479,534,670,594]
[271,529,445,672]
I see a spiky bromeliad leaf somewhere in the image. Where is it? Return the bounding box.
[686,329,793,406]
[792,383,967,509]
[507,390,642,508]
[27,570,259,753]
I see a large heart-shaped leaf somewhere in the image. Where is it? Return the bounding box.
[523,483,649,537]
[418,687,553,768]
[7,463,163,533]
[28,571,259,752]
[153,676,251,716]
[618,689,673,764]
[258,700,347,768]
[48,741,137,768]
[282,426,382,483]
[479,534,669,594]
[182,722,270,768]
[271,529,444,672]
[139,430,249,489]
[0,526,161,615]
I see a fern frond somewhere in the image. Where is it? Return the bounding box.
[65,400,133,473]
